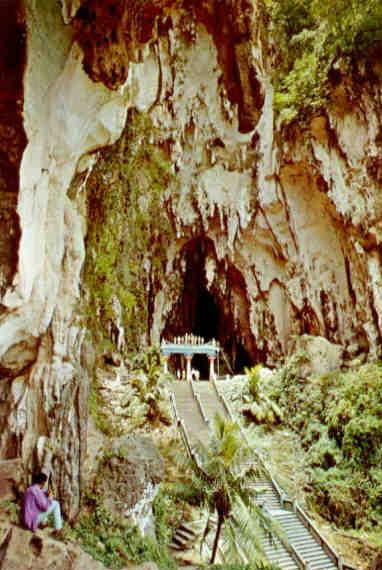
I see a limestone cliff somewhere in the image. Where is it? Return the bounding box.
[1,0,382,515]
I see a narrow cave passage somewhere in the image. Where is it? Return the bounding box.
[163,237,256,377]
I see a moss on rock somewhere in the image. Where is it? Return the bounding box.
[82,109,177,353]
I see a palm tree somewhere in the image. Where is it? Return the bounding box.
[171,415,277,564]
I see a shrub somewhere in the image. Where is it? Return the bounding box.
[72,501,176,569]
[90,346,172,435]
[271,358,382,529]
[265,0,382,122]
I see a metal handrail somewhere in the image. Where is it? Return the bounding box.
[169,392,178,422]
[172,384,358,570]
[196,393,210,425]
[190,379,210,425]
[179,419,195,460]
[172,388,303,569]
[190,378,197,399]
[216,388,359,570]
[294,503,357,570]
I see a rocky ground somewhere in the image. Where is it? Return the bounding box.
[0,522,160,570]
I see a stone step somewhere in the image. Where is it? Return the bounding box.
[175,527,197,541]
[172,384,340,570]
[170,534,189,550]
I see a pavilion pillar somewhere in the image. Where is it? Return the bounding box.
[208,356,216,381]
[185,355,193,381]
[163,356,169,375]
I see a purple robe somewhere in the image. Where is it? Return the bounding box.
[22,484,52,531]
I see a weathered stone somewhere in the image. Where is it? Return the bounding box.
[0,0,130,519]
[0,525,110,570]
[0,460,22,501]
[95,435,164,533]
[289,335,344,377]
[103,351,122,367]
[0,0,26,301]
[1,0,382,541]
[0,338,38,376]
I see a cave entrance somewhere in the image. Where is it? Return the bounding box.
[163,237,257,377]
[192,288,219,379]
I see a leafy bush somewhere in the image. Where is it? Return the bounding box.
[242,365,282,427]
[90,346,172,435]
[271,359,382,529]
[152,486,183,545]
[265,0,382,122]
[72,500,176,569]
[0,499,20,524]
[127,346,173,427]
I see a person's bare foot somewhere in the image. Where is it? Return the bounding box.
[50,529,63,539]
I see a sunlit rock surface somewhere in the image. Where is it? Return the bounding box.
[1,0,382,517]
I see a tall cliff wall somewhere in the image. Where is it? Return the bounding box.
[1,0,382,512]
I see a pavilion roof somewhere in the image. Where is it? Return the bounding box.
[160,342,220,357]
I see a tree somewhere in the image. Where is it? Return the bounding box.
[170,415,277,564]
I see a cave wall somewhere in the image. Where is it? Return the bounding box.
[145,15,382,365]
[0,0,134,517]
[0,0,26,299]
[0,0,382,512]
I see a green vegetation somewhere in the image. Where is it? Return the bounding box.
[265,0,382,122]
[170,415,277,564]
[152,486,184,546]
[242,365,283,427]
[127,346,173,426]
[0,499,20,524]
[90,346,172,436]
[71,499,176,569]
[83,109,176,353]
[268,359,382,531]
[89,378,119,437]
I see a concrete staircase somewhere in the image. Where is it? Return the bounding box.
[273,511,337,570]
[193,381,227,423]
[169,521,201,553]
[171,380,350,570]
[171,382,209,444]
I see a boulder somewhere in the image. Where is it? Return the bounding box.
[289,335,343,377]
[0,524,109,570]
[95,435,164,533]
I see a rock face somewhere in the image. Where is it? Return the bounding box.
[0,525,107,570]
[0,0,26,298]
[0,0,131,518]
[288,335,344,378]
[94,435,164,535]
[0,460,22,501]
[1,0,382,519]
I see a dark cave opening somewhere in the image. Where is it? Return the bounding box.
[163,237,256,377]
[237,343,253,370]
[192,288,220,379]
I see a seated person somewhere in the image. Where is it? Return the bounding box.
[22,472,63,535]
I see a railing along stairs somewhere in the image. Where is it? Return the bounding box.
[170,377,358,570]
